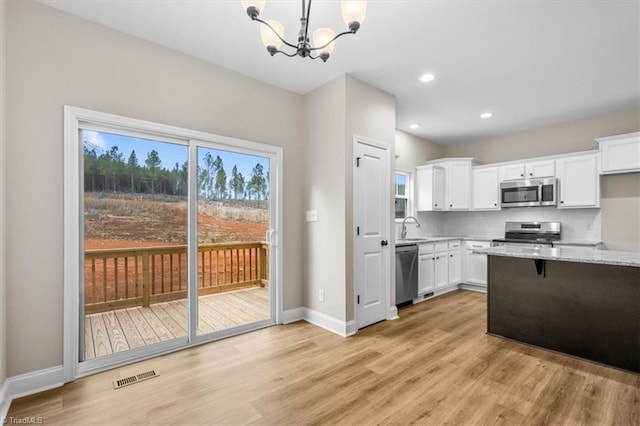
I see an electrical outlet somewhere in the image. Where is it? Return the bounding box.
[306,210,318,222]
[319,289,325,302]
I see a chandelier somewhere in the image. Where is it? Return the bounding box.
[241,0,367,62]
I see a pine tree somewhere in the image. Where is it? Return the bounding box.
[84,147,98,192]
[127,150,139,192]
[214,156,227,199]
[249,163,266,200]
[145,149,162,194]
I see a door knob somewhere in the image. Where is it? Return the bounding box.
[381,240,388,246]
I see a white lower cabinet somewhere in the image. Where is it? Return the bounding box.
[418,240,462,296]
[463,240,490,287]
[448,250,461,285]
[418,254,435,294]
[434,253,448,289]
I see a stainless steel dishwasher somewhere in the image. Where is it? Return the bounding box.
[395,243,418,306]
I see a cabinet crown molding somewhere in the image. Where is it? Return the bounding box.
[422,157,480,166]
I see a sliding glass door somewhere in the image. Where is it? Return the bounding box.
[69,109,281,375]
[195,146,272,336]
[81,129,189,362]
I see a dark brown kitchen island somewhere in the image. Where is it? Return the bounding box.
[475,246,640,373]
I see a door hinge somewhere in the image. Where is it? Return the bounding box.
[356,157,361,167]
[356,226,360,236]
[357,295,360,304]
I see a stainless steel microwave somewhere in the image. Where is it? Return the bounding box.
[500,178,557,208]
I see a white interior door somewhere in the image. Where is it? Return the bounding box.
[354,138,390,329]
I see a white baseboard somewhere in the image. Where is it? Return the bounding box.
[387,306,399,320]
[303,308,353,337]
[283,306,398,337]
[1,379,9,423]
[458,283,487,293]
[1,365,64,418]
[281,307,305,324]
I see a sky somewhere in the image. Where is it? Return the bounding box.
[83,130,270,179]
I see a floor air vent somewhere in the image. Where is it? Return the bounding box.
[113,370,159,390]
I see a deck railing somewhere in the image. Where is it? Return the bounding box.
[84,242,269,314]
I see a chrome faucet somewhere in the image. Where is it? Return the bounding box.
[401,216,421,239]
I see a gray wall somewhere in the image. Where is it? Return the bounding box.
[1,0,7,392]
[443,108,640,251]
[344,75,396,321]
[5,0,304,376]
[301,75,396,323]
[395,130,445,172]
[302,76,347,320]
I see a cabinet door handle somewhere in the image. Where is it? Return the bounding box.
[529,172,533,176]
[434,203,438,207]
[560,201,564,204]
[449,204,453,207]
[494,203,497,206]
[450,254,453,257]
[472,245,482,248]
[520,173,524,177]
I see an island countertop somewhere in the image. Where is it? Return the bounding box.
[473,246,640,268]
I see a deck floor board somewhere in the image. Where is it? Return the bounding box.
[84,287,268,360]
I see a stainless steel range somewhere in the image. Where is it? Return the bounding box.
[492,221,561,248]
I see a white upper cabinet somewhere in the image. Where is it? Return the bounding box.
[499,160,555,181]
[525,160,556,179]
[416,165,445,211]
[446,161,473,210]
[499,163,525,181]
[596,132,640,174]
[557,153,600,208]
[472,167,500,210]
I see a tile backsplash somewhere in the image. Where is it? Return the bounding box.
[397,207,602,242]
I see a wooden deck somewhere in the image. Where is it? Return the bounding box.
[84,287,269,360]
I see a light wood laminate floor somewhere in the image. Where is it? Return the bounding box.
[8,290,639,425]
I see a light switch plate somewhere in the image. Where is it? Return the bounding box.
[306,210,318,222]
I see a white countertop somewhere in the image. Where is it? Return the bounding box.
[396,236,498,244]
[473,246,640,268]
[397,235,602,247]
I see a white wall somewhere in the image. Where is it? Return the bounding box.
[405,208,601,242]
[5,0,304,376]
[0,0,8,394]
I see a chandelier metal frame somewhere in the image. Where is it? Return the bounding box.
[244,0,361,62]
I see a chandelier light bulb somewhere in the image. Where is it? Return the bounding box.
[313,28,336,56]
[260,20,284,49]
[241,1,266,12]
[341,0,367,27]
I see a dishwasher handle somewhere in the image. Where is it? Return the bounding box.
[395,244,418,253]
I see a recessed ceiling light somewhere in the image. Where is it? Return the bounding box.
[419,73,435,82]
[480,112,493,119]
[409,123,420,129]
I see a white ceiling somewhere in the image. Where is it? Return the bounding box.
[40,0,640,144]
